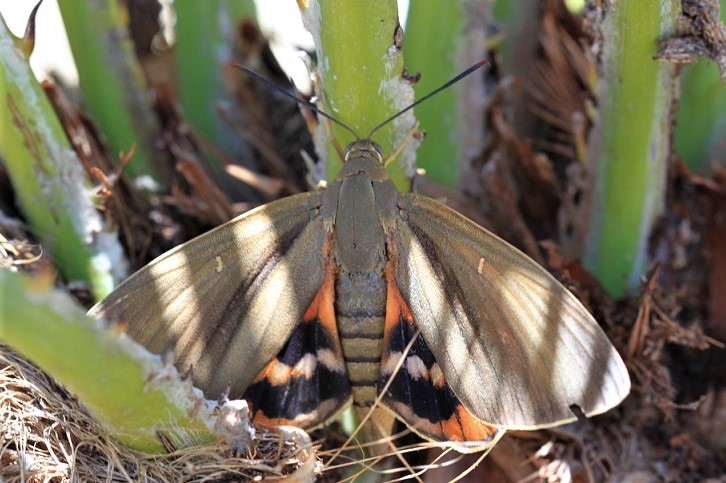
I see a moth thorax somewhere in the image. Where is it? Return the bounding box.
[334,270,387,408]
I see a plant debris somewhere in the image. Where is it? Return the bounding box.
[0,345,317,482]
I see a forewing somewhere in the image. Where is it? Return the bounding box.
[393,193,630,429]
[89,192,326,400]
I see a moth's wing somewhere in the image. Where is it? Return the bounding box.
[243,257,352,429]
[392,193,630,429]
[89,192,328,400]
[380,272,503,452]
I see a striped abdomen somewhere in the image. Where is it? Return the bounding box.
[335,270,387,409]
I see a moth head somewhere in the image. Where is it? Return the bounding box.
[344,140,383,164]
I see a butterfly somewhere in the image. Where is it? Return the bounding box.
[88,63,630,453]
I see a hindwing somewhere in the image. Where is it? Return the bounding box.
[379,259,502,451]
[244,250,352,428]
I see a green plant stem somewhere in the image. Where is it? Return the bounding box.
[405,0,487,189]
[299,0,414,188]
[175,0,257,182]
[675,2,726,171]
[57,0,165,184]
[583,0,678,297]
[0,16,123,300]
[0,269,254,453]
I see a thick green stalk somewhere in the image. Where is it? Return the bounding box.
[676,60,726,170]
[583,0,678,297]
[0,16,123,300]
[405,0,487,189]
[299,0,414,188]
[175,0,257,178]
[57,0,164,183]
[0,269,252,453]
[675,2,726,171]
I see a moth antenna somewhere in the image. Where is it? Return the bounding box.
[233,64,360,141]
[366,60,489,140]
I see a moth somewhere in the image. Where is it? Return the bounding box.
[89,63,630,453]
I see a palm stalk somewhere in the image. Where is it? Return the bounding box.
[0,13,123,300]
[582,0,679,297]
[299,0,414,189]
[0,269,254,453]
[405,0,488,189]
[174,0,257,181]
[56,0,165,184]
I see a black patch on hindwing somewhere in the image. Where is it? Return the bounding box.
[243,315,350,427]
[381,316,462,424]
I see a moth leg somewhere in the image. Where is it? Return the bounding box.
[382,121,420,167]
